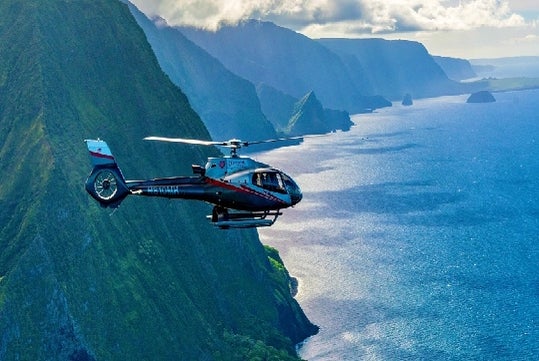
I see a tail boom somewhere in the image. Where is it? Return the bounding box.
[84,139,208,208]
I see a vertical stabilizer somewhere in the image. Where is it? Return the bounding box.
[85,139,116,166]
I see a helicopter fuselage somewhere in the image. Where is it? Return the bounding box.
[121,166,301,212]
[84,139,302,213]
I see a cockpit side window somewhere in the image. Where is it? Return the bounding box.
[252,171,286,193]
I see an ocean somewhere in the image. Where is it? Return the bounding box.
[256,89,539,360]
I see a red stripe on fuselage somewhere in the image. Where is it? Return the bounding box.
[204,178,288,206]
[89,150,115,160]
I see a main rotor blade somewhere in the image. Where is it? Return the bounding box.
[144,136,227,146]
[145,134,326,149]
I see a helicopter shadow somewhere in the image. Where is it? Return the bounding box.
[308,180,468,226]
[349,142,421,155]
[310,180,514,228]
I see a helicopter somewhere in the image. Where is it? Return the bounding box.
[84,136,303,229]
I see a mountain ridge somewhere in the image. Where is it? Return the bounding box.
[179,19,366,113]
[178,20,470,111]
[318,38,462,100]
[286,91,353,135]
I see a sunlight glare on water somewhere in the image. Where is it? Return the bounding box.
[257,90,539,360]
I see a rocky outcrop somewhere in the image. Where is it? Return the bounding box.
[257,85,353,135]
[402,93,413,106]
[467,91,496,103]
[286,91,353,136]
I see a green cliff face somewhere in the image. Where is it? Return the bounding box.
[0,1,316,359]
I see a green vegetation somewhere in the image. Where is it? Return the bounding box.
[216,331,302,361]
[0,1,315,360]
[479,77,539,92]
[459,76,539,96]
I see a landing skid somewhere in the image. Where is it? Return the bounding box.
[208,207,282,229]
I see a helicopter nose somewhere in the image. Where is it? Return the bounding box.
[281,172,302,206]
[291,190,302,205]
[287,182,302,205]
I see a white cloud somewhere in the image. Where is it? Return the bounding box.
[130,0,538,57]
[300,0,527,37]
[131,0,527,34]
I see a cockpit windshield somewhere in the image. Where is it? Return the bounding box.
[252,170,302,204]
[280,172,302,204]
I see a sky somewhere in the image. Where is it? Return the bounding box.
[131,0,539,59]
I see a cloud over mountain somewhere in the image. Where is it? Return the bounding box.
[132,0,527,36]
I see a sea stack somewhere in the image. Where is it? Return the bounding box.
[467,90,496,103]
[402,93,413,106]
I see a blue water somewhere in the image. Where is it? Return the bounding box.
[257,89,539,360]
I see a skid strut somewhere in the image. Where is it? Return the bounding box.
[209,207,282,229]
